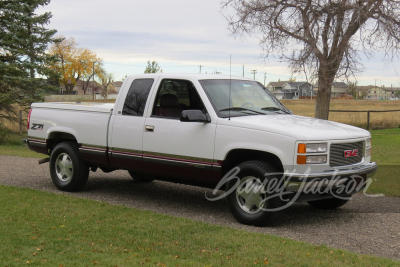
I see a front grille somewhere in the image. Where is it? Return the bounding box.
[330,141,364,167]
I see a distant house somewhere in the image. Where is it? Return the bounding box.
[266,81,290,92]
[113,81,123,93]
[314,81,349,97]
[358,86,399,100]
[75,80,101,95]
[268,81,313,99]
[273,90,284,100]
[281,82,314,99]
[59,80,101,95]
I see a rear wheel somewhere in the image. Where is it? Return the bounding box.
[50,142,89,192]
[226,160,284,226]
[307,197,349,209]
[128,170,155,183]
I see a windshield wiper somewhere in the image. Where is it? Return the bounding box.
[219,107,265,115]
[261,106,290,114]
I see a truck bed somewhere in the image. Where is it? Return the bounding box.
[32,102,114,113]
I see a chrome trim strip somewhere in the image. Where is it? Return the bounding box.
[143,156,213,169]
[112,152,142,160]
[28,136,46,141]
[79,147,106,155]
[81,144,108,150]
[29,141,46,147]
[143,151,214,163]
[111,147,142,154]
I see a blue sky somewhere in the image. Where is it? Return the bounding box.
[40,0,400,87]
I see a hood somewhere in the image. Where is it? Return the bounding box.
[217,114,370,141]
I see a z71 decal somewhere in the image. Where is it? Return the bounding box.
[31,123,44,131]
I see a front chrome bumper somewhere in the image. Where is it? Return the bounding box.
[284,162,377,182]
[283,162,377,200]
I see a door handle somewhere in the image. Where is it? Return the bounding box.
[145,125,154,132]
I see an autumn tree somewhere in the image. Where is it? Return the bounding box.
[0,0,59,133]
[49,36,102,94]
[223,0,400,119]
[97,68,114,99]
[144,60,163,73]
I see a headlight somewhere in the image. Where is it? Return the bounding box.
[366,138,371,148]
[298,143,328,153]
[297,155,327,164]
[306,155,327,164]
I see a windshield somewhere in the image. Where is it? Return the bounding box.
[199,79,289,117]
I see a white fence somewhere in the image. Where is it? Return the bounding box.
[45,95,92,101]
[95,94,118,100]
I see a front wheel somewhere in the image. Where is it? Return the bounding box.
[226,160,284,226]
[50,142,89,192]
[307,197,350,209]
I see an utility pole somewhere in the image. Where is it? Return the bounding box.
[251,70,257,80]
[198,65,203,73]
[263,72,267,86]
[242,65,244,77]
[92,61,97,100]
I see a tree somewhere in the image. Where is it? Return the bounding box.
[144,60,163,73]
[49,36,102,94]
[223,0,400,119]
[0,0,59,129]
[97,69,114,99]
[348,82,358,99]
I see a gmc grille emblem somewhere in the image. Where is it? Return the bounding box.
[344,149,359,158]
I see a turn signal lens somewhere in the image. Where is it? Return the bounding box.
[297,155,306,164]
[298,144,306,154]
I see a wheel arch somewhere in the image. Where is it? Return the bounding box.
[221,149,284,177]
[47,131,78,151]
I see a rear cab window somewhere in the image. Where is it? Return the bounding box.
[122,79,154,116]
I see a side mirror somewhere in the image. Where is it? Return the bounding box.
[180,110,211,123]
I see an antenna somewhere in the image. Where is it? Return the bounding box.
[229,55,231,120]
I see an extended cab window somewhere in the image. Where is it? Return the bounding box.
[122,79,154,116]
[152,79,206,119]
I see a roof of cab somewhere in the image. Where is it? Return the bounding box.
[127,73,254,81]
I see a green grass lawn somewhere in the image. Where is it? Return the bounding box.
[0,132,46,158]
[1,185,398,266]
[364,128,400,197]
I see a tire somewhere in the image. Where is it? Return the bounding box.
[50,141,89,192]
[226,160,285,227]
[307,197,349,209]
[128,170,155,183]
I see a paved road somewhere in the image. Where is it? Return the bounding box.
[1,155,399,261]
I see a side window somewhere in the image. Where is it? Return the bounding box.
[122,79,154,116]
[151,79,205,119]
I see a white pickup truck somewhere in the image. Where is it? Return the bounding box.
[26,74,377,226]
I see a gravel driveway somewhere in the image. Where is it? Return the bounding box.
[1,155,399,261]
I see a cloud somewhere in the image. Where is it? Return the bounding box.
[39,0,400,84]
